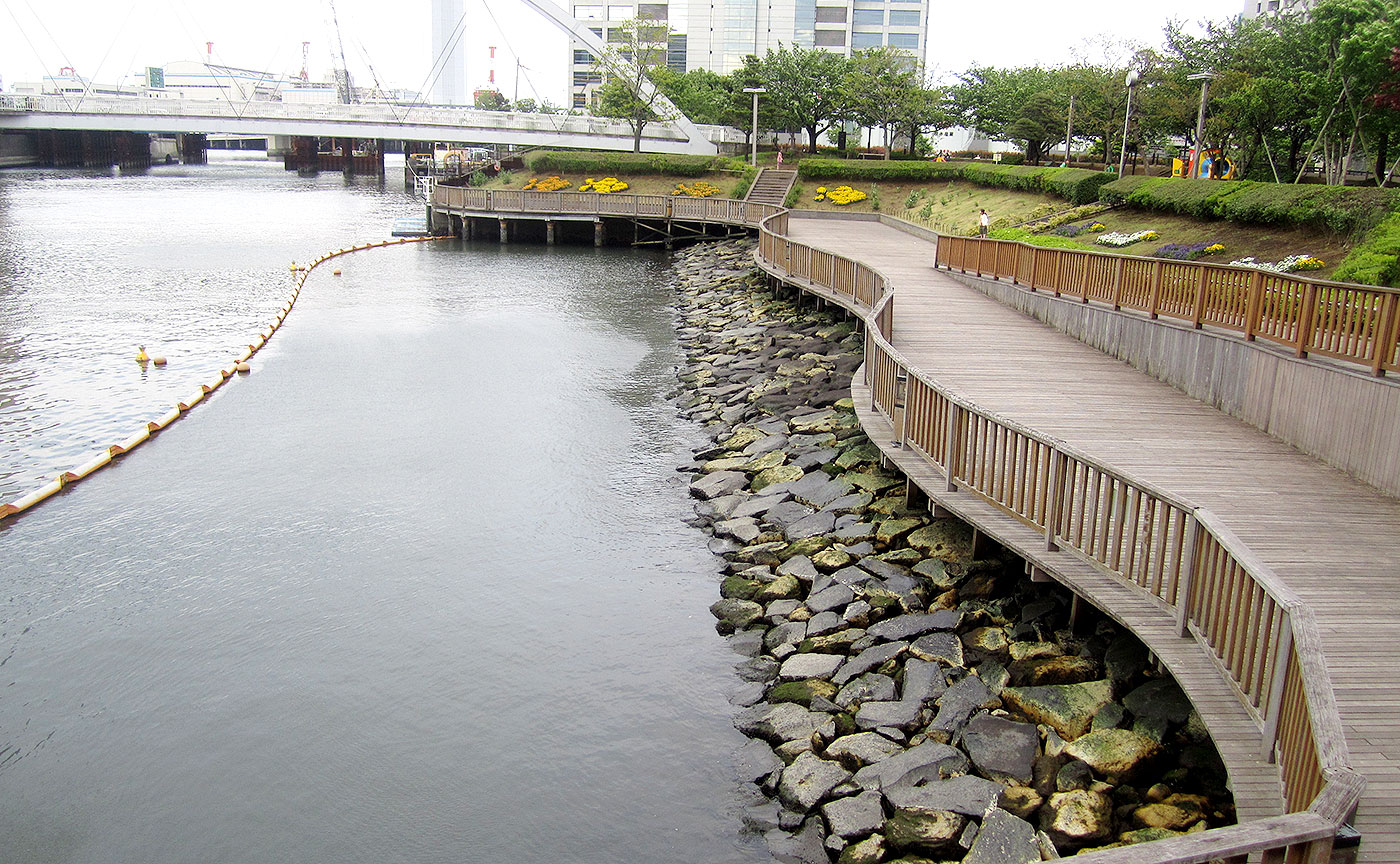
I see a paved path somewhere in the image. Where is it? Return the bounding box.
[786,216,1400,860]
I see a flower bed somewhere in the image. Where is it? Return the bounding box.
[523,175,571,191]
[1152,242,1227,261]
[672,181,722,197]
[580,177,629,193]
[1051,220,1106,237]
[1230,254,1325,273]
[814,185,867,206]
[1096,230,1159,248]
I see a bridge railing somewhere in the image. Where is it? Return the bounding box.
[938,235,1400,377]
[753,208,1363,863]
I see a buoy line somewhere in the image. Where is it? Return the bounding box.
[0,235,452,522]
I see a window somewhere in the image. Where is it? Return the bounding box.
[573,49,596,64]
[852,8,883,25]
[814,28,846,46]
[888,9,920,25]
[573,70,602,86]
[637,3,668,18]
[574,4,604,18]
[607,27,628,41]
[887,32,919,49]
[608,4,633,18]
[814,6,846,22]
[573,93,587,107]
[589,26,604,37]
[851,30,881,48]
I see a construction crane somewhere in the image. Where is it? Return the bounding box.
[300,41,310,82]
[327,0,353,103]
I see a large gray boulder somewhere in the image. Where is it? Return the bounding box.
[823,790,886,838]
[836,673,897,707]
[832,642,908,686]
[962,714,1039,785]
[1001,679,1115,740]
[691,470,749,500]
[780,652,846,681]
[866,611,959,642]
[901,659,948,703]
[853,741,969,791]
[734,739,784,782]
[882,774,1002,818]
[765,817,829,864]
[928,673,994,739]
[854,699,923,731]
[964,809,1039,864]
[735,702,828,744]
[823,732,907,767]
[779,752,854,811]
[710,597,764,634]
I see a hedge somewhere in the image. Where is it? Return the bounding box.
[796,159,1114,205]
[1332,213,1400,286]
[1099,176,1397,235]
[526,151,747,177]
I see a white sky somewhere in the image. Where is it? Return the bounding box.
[0,0,1240,105]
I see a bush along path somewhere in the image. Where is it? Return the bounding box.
[666,239,1238,864]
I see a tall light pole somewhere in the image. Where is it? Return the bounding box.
[1188,72,1215,178]
[744,86,766,167]
[1118,69,1139,177]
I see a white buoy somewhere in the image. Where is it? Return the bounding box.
[236,362,251,373]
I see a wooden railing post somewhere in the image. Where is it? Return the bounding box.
[1028,248,1040,292]
[1371,291,1397,376]
[1148,259,1164,319]
[944,404,963,493]
[1045,449,1067,552]
[1177,515,1200,637]
[1261,610,1294,761]
[1296,283,1318,358]
[1245,270,1265,342]
[1191,265,1209,328]
[1111,257,1126,310]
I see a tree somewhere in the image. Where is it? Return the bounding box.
[754,46,851,152]
[949,64,1065,160]
[841,47,923,158]
[591,18,675,152]
[474,90,508,111]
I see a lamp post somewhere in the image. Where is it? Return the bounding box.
[1187,72,1215,178]
[1118,69,1139,177]
[743,86,766,167]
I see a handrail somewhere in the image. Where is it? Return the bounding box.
[427,186,1365,859]
[937,234,1400,378]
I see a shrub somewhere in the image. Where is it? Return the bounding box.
[795,159,1112,204]
[527,150,744,177]
[989,227,1097,250]
[1098,176,1397,235]
[1333,213,1400,286]
[730,166,757,199]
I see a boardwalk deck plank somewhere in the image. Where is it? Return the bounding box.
[785,216,1400,861]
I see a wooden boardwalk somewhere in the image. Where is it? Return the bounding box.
[785,216,1400,861]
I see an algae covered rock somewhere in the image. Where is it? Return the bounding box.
[1001,679,1115,740]
[1062,728,1161,779]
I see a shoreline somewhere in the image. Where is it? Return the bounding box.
[666,239,1236,863]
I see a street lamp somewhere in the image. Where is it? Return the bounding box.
[1118,68,1139,177]
[1187,72,1215,178]
[743,86,766,167]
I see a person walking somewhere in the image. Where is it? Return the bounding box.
[978,209,990,238]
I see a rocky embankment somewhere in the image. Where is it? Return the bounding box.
[667,240,1236,864]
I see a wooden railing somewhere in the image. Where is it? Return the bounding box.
[431,185,785,231]
[424,185,1365,858]
[938,235,1400,377]
[752,209,1364,863]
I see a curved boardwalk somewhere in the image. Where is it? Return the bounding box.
[784,215,1400,860]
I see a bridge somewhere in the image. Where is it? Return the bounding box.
[431,183,1400,862]
[0,94,735,157]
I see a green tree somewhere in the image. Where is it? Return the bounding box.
[591,18,675,152]
[841,47,923,159]
[754,46,851,152]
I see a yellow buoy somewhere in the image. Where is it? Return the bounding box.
[235,361,251,373]
[332,268,342,276]
[136,345,149,363]
[152,355,167,366]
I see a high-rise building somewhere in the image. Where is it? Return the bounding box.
[1242,0,1314,17]
[567,1,673,108]
[432,0,468,105]
[685,0,927,74]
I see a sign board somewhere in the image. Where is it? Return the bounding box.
[146,67,164,89]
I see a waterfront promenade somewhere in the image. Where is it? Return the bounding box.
[781,215,1400,861]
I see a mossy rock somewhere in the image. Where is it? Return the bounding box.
[782,536,832,560]
[845,472,904,494]
[753,464,805,491]
[770,678,839,706]
[800,629,865,654]
[906,520,975,563]
[721,574,763,600]
[755,573,803,602]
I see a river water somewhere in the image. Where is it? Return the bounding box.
[0,154,767,863]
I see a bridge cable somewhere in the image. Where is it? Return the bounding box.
[72,0,139,112]
[169,4,250,119]
[12,0,82,111]
[403,8,471,118]
[478,0,569,137]
[0,3,73,111]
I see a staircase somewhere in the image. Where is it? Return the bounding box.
[744,168,798,207]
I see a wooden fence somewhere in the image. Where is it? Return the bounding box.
[938,235,1400,378]
[427,185,1364,862]
[753,210,1363,864]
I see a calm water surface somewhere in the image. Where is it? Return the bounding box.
[0,155,766,863]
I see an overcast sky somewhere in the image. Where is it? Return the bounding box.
[0,0,1240,104]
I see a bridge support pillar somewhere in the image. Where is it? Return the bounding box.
[286,137,318,173]
[499,219,509,244]
[373,139,385,179]
[546,221,557,245]
[177,133,207,165]
[594,218,605,247]
[340,138,354,177]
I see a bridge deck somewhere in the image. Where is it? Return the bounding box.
[785,216,1400,860]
